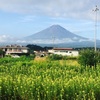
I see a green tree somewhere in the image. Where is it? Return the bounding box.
[0,49,5,57]
[78,49,100,68]
[47,54,67,60]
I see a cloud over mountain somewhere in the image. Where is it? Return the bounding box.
[0,35,18,43]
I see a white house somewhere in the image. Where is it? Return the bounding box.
[48,48,79,56]
[0,44,29,57]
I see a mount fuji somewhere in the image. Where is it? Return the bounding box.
[1,25,100,47]
[23,25,89,44]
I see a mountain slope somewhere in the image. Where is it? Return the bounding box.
[26,25,86,39]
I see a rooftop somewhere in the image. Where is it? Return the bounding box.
[53,48,73,50]
[0,44,28,49]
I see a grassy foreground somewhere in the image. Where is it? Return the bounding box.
[0,57,100,100]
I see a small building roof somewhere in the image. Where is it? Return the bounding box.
[53,48,73,50]
[0,44,29,49]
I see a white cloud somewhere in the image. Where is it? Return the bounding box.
[19,15,36,23]
[0,35,18,43]
[0,0,100,20]
[16,37,90,44]
[0,35,10,42]
[0,34,97,44]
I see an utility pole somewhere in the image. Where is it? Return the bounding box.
[93,5,99,52]
[52,36,55,48]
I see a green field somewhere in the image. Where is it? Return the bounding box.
[0,56,100,100]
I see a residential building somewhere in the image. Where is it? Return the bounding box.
[0,44,29,57]
[48,48,79,56]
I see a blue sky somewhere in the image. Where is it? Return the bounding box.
[0,0,100,42]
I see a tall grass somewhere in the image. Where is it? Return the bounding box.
[0,57,100,100]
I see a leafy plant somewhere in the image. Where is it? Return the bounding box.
[47,54,67,60]
[0,56,100,99]
[78,49,100,68]
[0,49,5,57]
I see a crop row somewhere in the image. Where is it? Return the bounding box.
[0,58,100,100]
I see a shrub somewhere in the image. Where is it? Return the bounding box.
[47,54,67,60]
[0,49,5,57]
[78,49,100,68]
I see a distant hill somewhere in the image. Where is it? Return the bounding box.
[26,44,53,51]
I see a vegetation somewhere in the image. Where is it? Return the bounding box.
[0,53,100,100]
[78,49,100,68]
[47,54,77,60]
[26,44,53,51]
[0,49,5,57]
[47,54,67,60]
